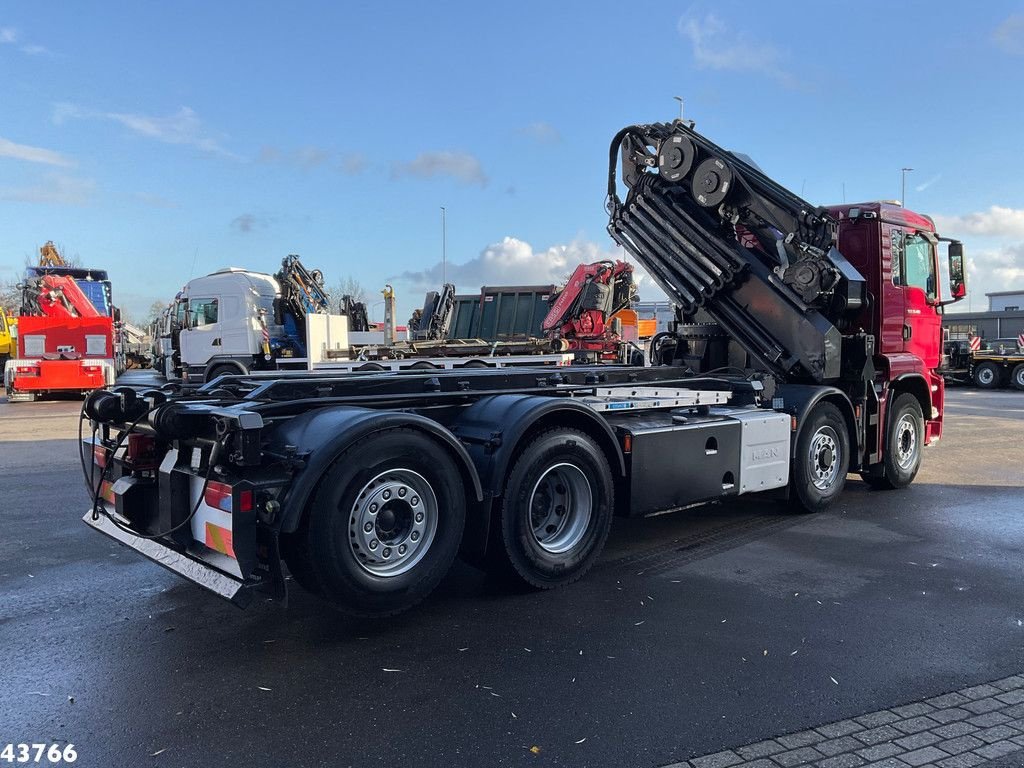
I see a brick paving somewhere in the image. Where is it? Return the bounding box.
[663,675,1024,768]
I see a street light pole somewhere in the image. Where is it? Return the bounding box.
[901,167,913,207]
[440,206,447,285]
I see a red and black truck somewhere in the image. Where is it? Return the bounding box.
[80,119,966,617]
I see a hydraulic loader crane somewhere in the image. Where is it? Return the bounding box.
[542,260,637,360]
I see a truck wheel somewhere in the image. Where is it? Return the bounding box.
[1011,364,1024,392]
[206,363,245,383]
[790,402,849,512]
[290,429,466,617]
[973,362,1002,389]
[495,429,614,589]
[863,393,924,490]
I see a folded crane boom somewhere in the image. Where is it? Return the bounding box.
[607,121,866,382]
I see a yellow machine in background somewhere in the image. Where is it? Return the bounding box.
[0,309,16,371]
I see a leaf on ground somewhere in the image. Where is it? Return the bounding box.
[530,746,541,755]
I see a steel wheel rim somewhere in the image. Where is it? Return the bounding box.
[348,469,437,577]
[528,463,593,554]
[978,368,994,385]
[894,414,918,470]
[809,426,841,491]
[1015,369,1024,387]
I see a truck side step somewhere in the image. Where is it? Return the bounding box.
[573,386,731,412]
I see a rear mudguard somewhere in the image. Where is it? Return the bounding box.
[274,406,482,534]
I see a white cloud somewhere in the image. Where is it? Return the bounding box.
[392,236,665,302]
[520,122,561,144]
[0,27,51,55]
[933,206,1024,238]
[0,136,74,167]
[956,243,1024,308]
[53,103,237,158]
[914,174,942,193]
[678,11,800,89]
[257,145,367,174]
[0,27,17,44]
[994,13,1024,55]
[0,173,94,206]
[391,151,487,186]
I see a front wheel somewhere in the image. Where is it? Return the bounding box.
[494,428,614,589]
[286,429,466,617]
[863,393,925,490]
[790,402,850,512]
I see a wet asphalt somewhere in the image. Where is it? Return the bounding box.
[1,386,1022,768]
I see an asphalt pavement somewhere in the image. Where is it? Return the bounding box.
[1,386,1022,768]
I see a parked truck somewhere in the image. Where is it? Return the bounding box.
[942,335,1024,390]
[80,118,965,617]
[5,243,121,401]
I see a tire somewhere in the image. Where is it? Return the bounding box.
[1011,364,1024,392]
[973,362,1002,389]
[409,361,438,370]
[286,429,466,617]
[206,363,245,383]
[790,401,850,512]
[862,393,925,490]
[355,363,386,372]
[494,428,614,589]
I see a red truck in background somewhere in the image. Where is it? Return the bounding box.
[4,244,121,401]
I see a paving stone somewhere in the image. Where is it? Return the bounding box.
[996,688,1024,705]
[736,740,786,760]
[965,711,1010,727]
[778,731,826,749]
[937,735,985,755]
[892,716,939,735]
[855,743,904,761]
[740,761,778,768]
[926,693,971,709]
[973,724,1020,743]
[1003,702,1024,718]
[928,708,971,724]
[1013,733,1024,747]
[936,754,985,768]
[816,721,865,739]
[854,726,903,745]
[961,696,1002,714]
[891,703,936,718]
[991,675,1024,691]
[958,684,1001,700]
[972,739,1021,759]
[689,750,742,768]
[855,711,901,728]
[816,754,866,768]
[933,723,977,739]
[861,759,910,768]
[894,732,940,750]
[773,746,825,767]
[817,736,864,757]
[899,747,949,766]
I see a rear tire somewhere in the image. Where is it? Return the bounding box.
[863,393,924,490]
[1011,363,1024,392]
[494,429,614,589]
[973,362,1002,389]
[790,402,849,512]
[287,429,466,617]
[206,363,246,383]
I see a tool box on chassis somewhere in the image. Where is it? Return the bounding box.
[83,363,876,616]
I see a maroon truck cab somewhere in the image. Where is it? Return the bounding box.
[829,202,958,450]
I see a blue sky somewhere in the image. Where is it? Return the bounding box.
[2,1,1023,321]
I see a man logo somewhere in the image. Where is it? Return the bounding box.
[751,446,779,461]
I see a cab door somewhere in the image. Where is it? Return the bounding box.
[895,230,942,369]
[179,297,221,367]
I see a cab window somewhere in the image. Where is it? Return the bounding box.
[189,298,219,327]
[903,233,937,300]
[890,230,903,286]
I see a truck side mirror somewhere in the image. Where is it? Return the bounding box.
[948,242,966,300]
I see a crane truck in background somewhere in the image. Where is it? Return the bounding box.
[942,334,1024,390]
[153,255,332,384]
[5,242,122,402]
[80,116,965,618]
